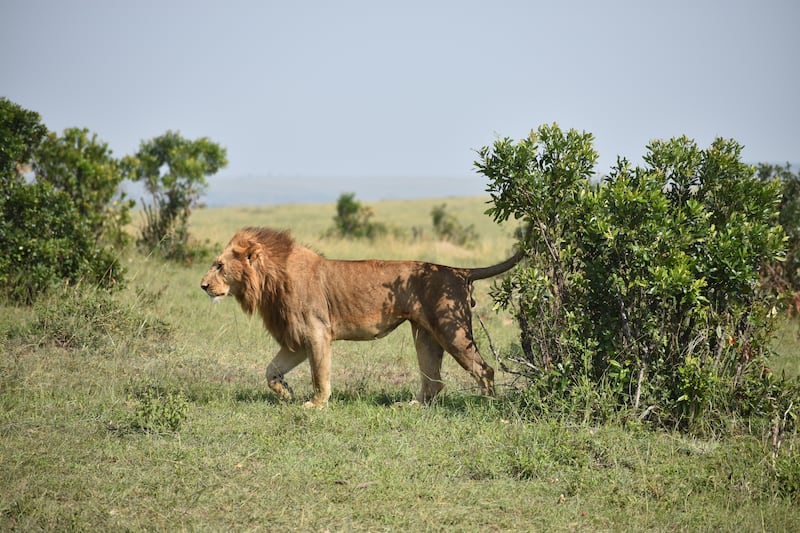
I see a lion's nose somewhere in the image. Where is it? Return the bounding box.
[200,282,209,291]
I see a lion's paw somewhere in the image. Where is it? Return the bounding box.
[392,399,423,408]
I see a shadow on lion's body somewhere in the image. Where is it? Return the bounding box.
[201,227,521,407]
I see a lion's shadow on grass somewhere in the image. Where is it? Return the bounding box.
[330,388,413,406]
[228,385,413,407]
[179,383,288,405]
[230,385,494,413]
[231,386,287,404]
[198,382,493,414]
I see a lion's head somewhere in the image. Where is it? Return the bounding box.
[200,246,243,302]
[200,227,294,315]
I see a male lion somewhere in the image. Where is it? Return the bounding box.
[200,227,522,407]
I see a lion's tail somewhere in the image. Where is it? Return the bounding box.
[467,250,524,281]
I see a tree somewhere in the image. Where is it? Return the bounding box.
[479,124,789,430]
[33,127,133,246]
[0,98,123,303]
[0,96,47,183]
[125,130,227,261]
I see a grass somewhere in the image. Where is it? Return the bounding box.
[2,196,799,531]
[771,317,800,378]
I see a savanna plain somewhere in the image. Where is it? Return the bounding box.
[2,197,799,531]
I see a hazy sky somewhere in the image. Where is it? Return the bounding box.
[2,0,798,202]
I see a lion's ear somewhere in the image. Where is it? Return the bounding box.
[231,240,262,268]
[245,243,263,269]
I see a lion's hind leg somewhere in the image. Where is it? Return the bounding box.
[434,316,495,397]
[412,325,445,403]
[266,347,307,401]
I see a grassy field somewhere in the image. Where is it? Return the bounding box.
[2,196,799,531]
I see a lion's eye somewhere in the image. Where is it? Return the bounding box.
[215,262,223,271]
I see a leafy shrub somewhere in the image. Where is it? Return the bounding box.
[327,192,387,239]
[33,127,134,247]
[0,98,126,304]
[126,380,189,433]
[757,163,800,309]
[0,97,47,178]
[0,182,124,304]
[430,203,479,246]
[479,124,795,432]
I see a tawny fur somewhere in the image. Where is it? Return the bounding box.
[201,227,522,407]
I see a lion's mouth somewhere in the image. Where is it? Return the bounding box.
[204,289,228,303]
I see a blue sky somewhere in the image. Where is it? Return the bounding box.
[2,1,798,204]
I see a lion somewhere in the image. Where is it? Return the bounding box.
[200,227,522,407]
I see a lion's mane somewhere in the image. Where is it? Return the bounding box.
[228,227,302,350]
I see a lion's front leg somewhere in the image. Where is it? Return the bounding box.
[266,347,307,401]
[304,330,333,408]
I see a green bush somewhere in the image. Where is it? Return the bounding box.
[479,124,797,433]
[33,127,133,247]
[431,203,479,246]
[327,192,387,240]
[0,97,47,178]
[0,98,126,304]
[757,163,800,305]
[126,380,189,433]
[0,182,124,304]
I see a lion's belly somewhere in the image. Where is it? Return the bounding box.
[333,316,407,341]
[325,277,412,341]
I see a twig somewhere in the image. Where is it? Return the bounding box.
[772,401,795,459]
[477,315,507,372]
[476,314,541,378]
[637,404,656,421]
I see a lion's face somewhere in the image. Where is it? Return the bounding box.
[200,246,245,302]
